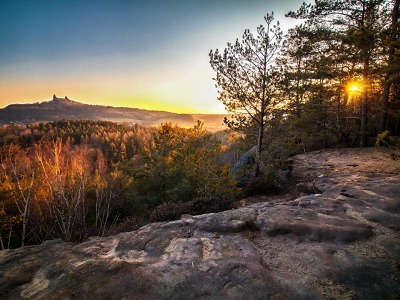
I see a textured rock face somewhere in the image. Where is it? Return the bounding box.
[1,148,400,299]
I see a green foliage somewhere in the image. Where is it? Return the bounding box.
[129,122,240,210]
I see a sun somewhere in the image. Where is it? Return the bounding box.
[349,85,362,92]
[346,80,363,94]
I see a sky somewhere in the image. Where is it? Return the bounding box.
[0,0,307,114]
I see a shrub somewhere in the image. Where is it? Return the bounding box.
[243,170,282,196]
[107,216,144,235]
[149,196,234,223]
[149,202,191,222]
[189,196,233,215]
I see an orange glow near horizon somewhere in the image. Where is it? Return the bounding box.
[0,90,224,114]
[0,77,226,114]
[0,51,227,114]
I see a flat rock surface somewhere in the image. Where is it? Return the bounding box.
[1,147,400,299]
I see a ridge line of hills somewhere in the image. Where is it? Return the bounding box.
[0,95,228,131]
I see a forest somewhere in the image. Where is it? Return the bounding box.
[0,120,245,248]
[1,0,399,248]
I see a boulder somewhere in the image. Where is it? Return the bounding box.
[230,146,257,186]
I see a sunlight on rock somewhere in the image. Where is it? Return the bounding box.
[21,270,49,299]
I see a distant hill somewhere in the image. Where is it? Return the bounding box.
[0,95,229,131]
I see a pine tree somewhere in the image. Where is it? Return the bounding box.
[287,0,389,146]
[209,13,283,176]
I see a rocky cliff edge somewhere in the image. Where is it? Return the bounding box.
[1,147,399,299]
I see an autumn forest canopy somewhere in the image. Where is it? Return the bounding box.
[1,0,399,248]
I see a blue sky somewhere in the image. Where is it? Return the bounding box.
[0,0,307,113]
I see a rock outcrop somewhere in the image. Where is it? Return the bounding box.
[1,147,400,299]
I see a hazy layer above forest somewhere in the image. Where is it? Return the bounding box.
[0,96,228,132]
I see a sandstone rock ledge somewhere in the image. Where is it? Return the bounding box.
[1,148,400,299]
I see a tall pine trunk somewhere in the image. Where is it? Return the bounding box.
[254,119,264,177]
[360,89,368,147]
[360,58,370,147]
[379,0,400,133]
